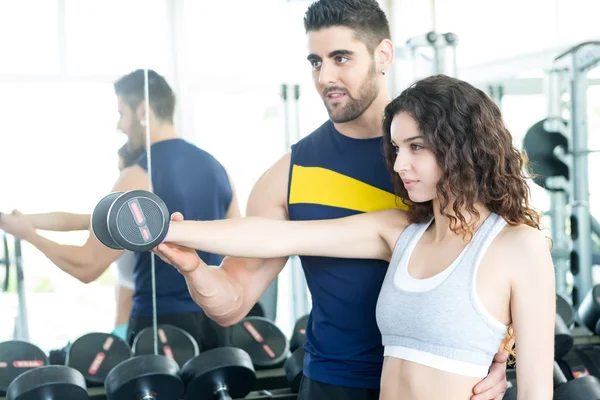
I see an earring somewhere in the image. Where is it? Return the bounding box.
[381,69,386,75]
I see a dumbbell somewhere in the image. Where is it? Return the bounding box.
[555,313,574,360]
[105,354,184,400]
[289,314,308,353]
[0,340,49,395]
[180,347,255,400]
[65,332,132,387]
[577,285,600,334]
[132,325,199,368]
[554,359,600,399]
[556,293,575,328]
[6,365,88,400]
[226,316,289,369]
[91,190,169,252]
[284,347,304,393]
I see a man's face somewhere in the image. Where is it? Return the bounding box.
[116,96,144,149]
[307,26,380,123]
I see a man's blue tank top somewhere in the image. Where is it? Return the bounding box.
[287,121,402,389]
[133,138,232,317]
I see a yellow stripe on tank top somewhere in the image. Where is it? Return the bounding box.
[289,165,407,213]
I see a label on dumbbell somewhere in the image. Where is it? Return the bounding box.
[103,336,114,351]
[129,200,146,226]
[88,352,106,375]
[158,328,168,344]
[243,321,264,343]
[13,360,44,368]
[263,344,276,358]
[163,345,174,361]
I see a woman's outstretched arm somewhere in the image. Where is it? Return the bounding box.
[165,208,406,262]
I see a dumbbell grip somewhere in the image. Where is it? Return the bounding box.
[553,361,567,387]
[214,383,232,400]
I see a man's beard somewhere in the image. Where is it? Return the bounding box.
[323,65,379,124]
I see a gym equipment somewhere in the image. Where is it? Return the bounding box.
[289,314,308,353]
[1,233,9,293]
[65,332,131,387]
[522,117,569,191]
[551,41,600,305]
[91,190,169,252]
[504,368,516,400]
[5,365,88,400]
[554,358,600,399]
[132,325,199,368]
[104,354,183,400]
[48,342,70,365]
[555,314,574,360]
[180,346,255,400]
[228,316,289,369]
[0,340,48,395]
[556,293,575,328]
[404,31,459,80]
[577,284,600,334]
[284,347,304,394]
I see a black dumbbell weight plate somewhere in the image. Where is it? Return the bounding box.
[290,314,308,353]
[181,347,255,400]
[0,340,48,395]
[107,190,169,252]
[284,347,304,393]
[91,192,124,250]
[66,332,131,386]
[132,325,199,369]
[105,354,183,400]
[230,316,289,369]
[6,365,88,400]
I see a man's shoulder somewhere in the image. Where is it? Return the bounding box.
[293,120,332,149]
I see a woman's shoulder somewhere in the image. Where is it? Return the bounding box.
[493,220,553,277]
[495,221,550,251]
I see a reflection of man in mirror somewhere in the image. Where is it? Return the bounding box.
[0,69,241,351]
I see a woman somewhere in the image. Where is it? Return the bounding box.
[159,75,555,399]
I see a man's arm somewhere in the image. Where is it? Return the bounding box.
[26,212,90,231]
[155,153,293,326]
[0,165,150,283]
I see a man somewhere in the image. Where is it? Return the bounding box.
[0,69,240,350]
[154,1,509,399]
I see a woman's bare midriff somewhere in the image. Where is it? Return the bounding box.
[380,357,483,400]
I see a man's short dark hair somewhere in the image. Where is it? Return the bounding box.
[114,69,176,123]
[304,0,391,54]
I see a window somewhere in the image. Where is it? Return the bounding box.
[64,0,169,75]
[0,1,60,74]
[0,82,126,350]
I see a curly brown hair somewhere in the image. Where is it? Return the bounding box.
[382,75,542,239]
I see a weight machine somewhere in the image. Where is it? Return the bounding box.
[523,41,600,307]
